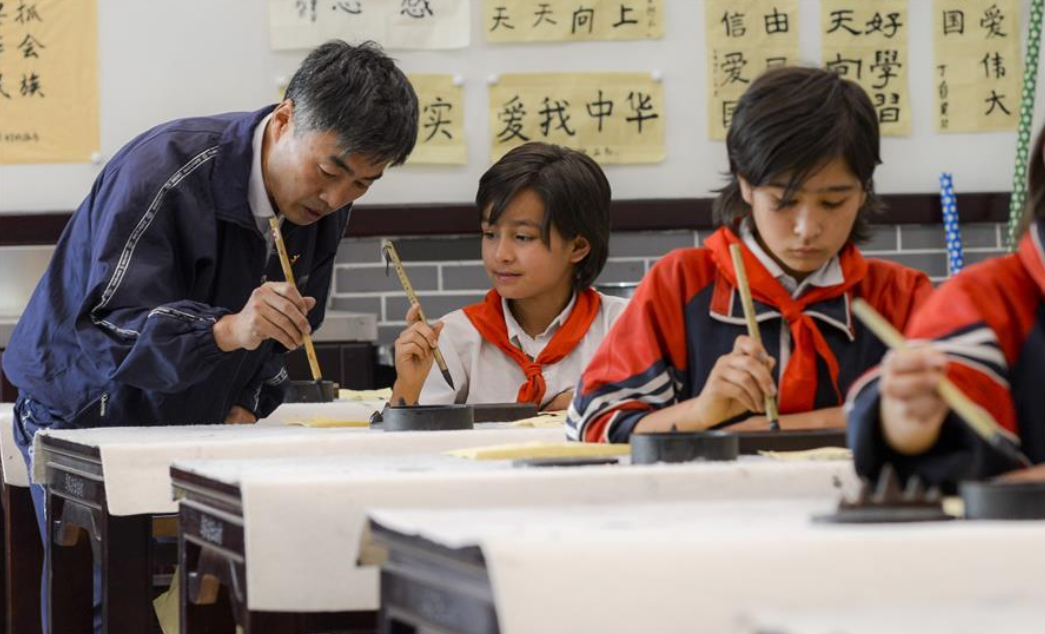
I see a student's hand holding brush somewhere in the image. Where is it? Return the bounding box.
[390,303,446,405]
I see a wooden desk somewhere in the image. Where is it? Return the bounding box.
[1,406,42,634]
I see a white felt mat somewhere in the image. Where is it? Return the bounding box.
[367,501,1045,634]
[173,455,859,611]
[0,404,27,487]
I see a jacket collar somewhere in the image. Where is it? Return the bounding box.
[705,226,865,341]
[212,106,278,231]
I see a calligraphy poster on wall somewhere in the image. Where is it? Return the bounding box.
[482,0,663,43]
[408,74,466,165]
[934,0,1020,132]
[488,73,664,164]
[0,0,99,164]
[268,0,470,50]
[821,0,911,136]
[705,0,799,141]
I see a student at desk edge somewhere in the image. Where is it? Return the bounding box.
[2,40,417,632]
[846,125,1045,488]
[389,142,628,410]
[568,66,933,443]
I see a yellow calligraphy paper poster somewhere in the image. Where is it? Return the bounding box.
[821,0,910,136]
[934,0,1020,132]
[482,0,663,43]
[268,0,470,51]
[488,73,664,164]
[705,0,799,141]
[408,74,466,165]
[0,0,99,164]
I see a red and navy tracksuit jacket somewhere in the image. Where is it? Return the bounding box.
[567,226,933,443]
[848,220,1045,486]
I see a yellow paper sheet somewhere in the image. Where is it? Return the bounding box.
[705,0,800,141]
[408,74,467,165]
[448,441,630,461]
[338,388,393,402]
[758,447,853,461]
[509,411,567,428]
[483,0,663,44]
[284,414,370,428]
[933,0,1021,132]
[821,0,910,136]
[489,73,664,164]
[153,571,179,634]
[0,0,99,164]
[267,0,470,51]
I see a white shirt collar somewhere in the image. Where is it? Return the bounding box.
[248,113,278,248]
[502,292,578,358]
[739,219,844,298]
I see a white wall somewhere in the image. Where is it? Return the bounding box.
[0,0,1042,213]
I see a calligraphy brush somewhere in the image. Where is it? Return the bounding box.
[382,241,455,390]
[729,244,781,431]
[269,218,323,382]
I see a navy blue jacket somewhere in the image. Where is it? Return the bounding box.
[3,107,350,428]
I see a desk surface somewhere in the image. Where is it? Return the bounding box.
[172,455,859,612]
[0,404,26,487]
[368,500,1045,634]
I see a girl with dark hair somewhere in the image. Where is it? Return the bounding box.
[389,142,627,410]
[568,67,933,443]
[847,126,1045,488]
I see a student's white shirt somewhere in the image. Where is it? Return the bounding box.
[247,112,280,253]
[738,220,843,376]
[418,292,630,408]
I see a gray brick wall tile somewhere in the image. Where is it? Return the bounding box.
[900,223,999,250]
[328,296,382,315]
[378,325,405,345]
[441,264,491,291]
[596,260,646,285]
[392,236,481,261]
[386,293,487,321]
[336,264,438,293]
[874,252,949,278]
[608,231,695,258]
[962,250,1007,267]
[862,226,898,252]
[335,238,384,264]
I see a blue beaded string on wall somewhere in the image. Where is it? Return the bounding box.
[940,173,964,276]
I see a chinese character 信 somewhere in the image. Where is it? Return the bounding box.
[400,0,432,19]
[721,11,746,37]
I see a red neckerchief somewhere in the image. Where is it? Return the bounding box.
[704,226,868,412]
[463,288,602,406]
[1018,220,1045,298]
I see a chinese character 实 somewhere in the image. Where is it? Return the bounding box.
[984,90,1012,116]
[864,12,903,39]
[981,52,1007,79]
[827,10,860,36]
[14,1,42,24]
[586,90,614,132]
[826,53,863,80]
[496,96,530,143]
[942,10,964,35]
[572,7,594,34]
[720,52,750,86]
[626,91,659,133]
[613,4,638,28]
[422,97,453,142]
[981,4,1007,38]
[17,33,43,59]
[20,71,43,97]
[490,6,514,31]
[539,97,576,137]
[532,3,556,27]
[400,0,432,19]
[869,50,901,90]
[721,11,746,37]
[764,8,789,35]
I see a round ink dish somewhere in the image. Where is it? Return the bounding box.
[284,380,338,403]
[960,480,1045,520]
[382,404,475,432]
[630,430,739,464]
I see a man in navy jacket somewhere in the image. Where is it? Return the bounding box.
[2,40,417,631]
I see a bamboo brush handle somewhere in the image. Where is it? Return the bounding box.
[729,244,781,423]
[269,218,322,381]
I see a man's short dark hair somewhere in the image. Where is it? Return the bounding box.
[476,142,611,290]
[284,40,418,166]
[712,66,882,243]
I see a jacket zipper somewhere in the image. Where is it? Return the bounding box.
[100,393,109,417]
